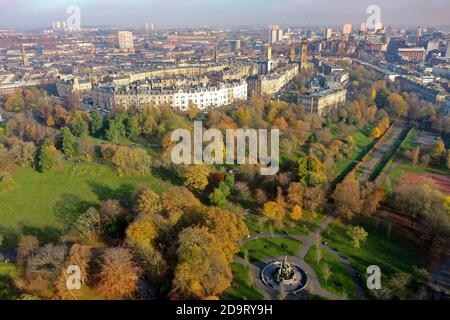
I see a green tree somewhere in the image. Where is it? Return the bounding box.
[322,263,332,285]
[70,116,89,138]
[126,116,141,140]
[90,111,104,137]
[106,118,126,143]
[61,127,76,157]
[297,155,326,187]
[38,139,56,172]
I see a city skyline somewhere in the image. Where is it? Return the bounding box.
[0,0,449,29]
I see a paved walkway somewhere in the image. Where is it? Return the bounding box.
[235,215,367,300]
[358,122,406,183]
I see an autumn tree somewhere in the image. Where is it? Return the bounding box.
[361,183,384,216]
[134,188,162,216]
[75,207,102,241]
[17,235,39,264]
[171,226,232,299]
[99,199,127,225]
[433,140,445,158]
[290,205,303,221]
[25,244,67,291]
[5,90,25,112]
[77,139,95,161]
[125,216,158,251]
[287,182,304,208]
[332,173,362,219]
[263,201,285,226]
[56,244,92,300]
[347,226,368,250]
[97,247,140,300]
[111,146,152,176]
[371,127,382,138]
[411,147,420,166]
[180,164,211,192]
[161,186,201,224]
[198,207,248,262]
[388,93,408,118]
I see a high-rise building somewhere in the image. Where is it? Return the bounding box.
[359,22,368,34]
[416,26,423,43]
[324,28,332,39]
[343,23,352,36]
[266,45,272,60]
[145,22,154,32]
[229,40,241,52]
[426,40,440,54]
[446,41,450,58]
[118,31,134,50]
[269,25,283,44]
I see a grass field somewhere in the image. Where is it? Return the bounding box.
[244,211,325,237]
[238,237,303,262]
[304,246,356,299]
[322,216,426,298]
[333,130,374,181]
[384,162,450,193]
[221,263,265,300]
[0,161,170,249]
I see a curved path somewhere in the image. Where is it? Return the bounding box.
[235,215,367,300]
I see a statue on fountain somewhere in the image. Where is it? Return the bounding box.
[261,255,308,293]
[275,256,296,284]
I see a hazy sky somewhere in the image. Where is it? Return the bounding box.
[0,0,449,29]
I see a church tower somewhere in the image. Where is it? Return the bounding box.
[21,45,29,67]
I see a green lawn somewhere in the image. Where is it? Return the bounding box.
[221,263,265,300]
[305,246,356,299]
[238,237,303,262]
[0,263,19,300]
[369,127,411,181]
[0,161,170,248]
[322,216,426,299]
[244,211,325,237]
[399,129,419,153]
[333,130,374,180]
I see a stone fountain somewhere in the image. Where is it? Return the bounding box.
[261,256,308,294]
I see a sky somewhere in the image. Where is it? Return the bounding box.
[0,0,449,29]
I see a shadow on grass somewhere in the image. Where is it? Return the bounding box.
[0,224,62,250]
[0,226,20,251]
[53,193,97,229]
[151,166,182,186]
[87,181,136,208]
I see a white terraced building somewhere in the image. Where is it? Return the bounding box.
[92,80,247,111]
